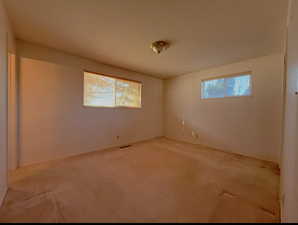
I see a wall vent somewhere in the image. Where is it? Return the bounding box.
[119,145,132,149]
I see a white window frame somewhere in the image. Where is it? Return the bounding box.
[83,70,142,108]
[201,71,253,100]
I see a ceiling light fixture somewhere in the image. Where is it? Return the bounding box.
[150,40,170,54]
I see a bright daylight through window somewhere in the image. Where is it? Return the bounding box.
[84,72,142,108]
[201,73,252,99]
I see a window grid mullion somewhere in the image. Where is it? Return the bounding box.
[224,77,227,97]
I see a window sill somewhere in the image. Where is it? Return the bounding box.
[201,94,253,100]
[83,105,142,109]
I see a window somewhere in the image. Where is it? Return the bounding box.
[201,73,252,99]
[84,71,142,108]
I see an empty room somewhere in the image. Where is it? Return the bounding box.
[0,0,298,223]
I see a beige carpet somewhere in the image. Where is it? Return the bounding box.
[0,138,280,223]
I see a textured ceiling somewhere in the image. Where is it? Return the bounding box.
[4,0,288,78]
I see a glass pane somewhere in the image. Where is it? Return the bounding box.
[84,72,115,107]
[226,75,251,97]
[202,78,225,99]
[116,79,141,107]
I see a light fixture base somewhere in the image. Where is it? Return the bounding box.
[150,40,170,54]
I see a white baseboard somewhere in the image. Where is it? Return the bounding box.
[0,186,7,207]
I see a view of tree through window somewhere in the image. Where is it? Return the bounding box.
[201,74,251,99]
[84,72,142,108]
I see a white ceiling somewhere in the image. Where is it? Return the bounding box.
[4,0,288,78]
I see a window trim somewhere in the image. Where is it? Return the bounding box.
[84,70,142,84]
[83,70,142,109]
[200,71,253,100]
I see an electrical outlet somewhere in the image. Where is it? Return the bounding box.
[192,131,199,139]
[281,193,285,205]
[116,136,120,140]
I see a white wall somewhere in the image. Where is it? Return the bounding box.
[0,0,15,206]
[164,54,284,163]
[17,40,163,166]
[281,0,298,222]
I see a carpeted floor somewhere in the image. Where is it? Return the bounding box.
[0,138,280,223]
